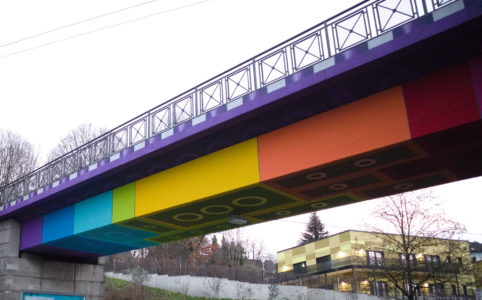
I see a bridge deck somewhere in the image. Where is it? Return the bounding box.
[0,0,480,259]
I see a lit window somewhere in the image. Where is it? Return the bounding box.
[370,281,388,296]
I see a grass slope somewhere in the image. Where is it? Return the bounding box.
[106,277,233,300]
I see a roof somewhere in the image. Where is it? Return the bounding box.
[469,241,482,252]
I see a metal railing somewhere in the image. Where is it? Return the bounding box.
[278,255,462,282]
[0,0,459,209]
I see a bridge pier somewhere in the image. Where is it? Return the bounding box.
[0,219,105,300]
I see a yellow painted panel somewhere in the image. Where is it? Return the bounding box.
[305,243,315,253]
[135,139,260,216]
[292,256,307,264]
[277,252,286,260]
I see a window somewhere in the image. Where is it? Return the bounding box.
[370,281,388,296]
[316,255,331,264]
[404,282,422,296]
[316,255,331,271]
[451,285,458,296]
[424,254,440,266]
[367,251,384,267]
[293,261,307,273]
[429,284,444,296]
[399,253,416,267]
[462,285,468,296]
[457,257,463,266]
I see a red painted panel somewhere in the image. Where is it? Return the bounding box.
[403,63,479,138]
[468,55,482,118]
[258,86,411,181]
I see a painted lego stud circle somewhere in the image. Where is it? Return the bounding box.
[232,196,268,207]
[105,232,130,239]
[394,183,414,190]
[311,202,328,209]
[305,172,327,180]
[353,158,377,168]
[173,213,204,222]
[200,205,233,215]
[276,210,292,216]
[328,183,349,191]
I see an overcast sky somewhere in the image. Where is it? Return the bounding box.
[0,0,480,256]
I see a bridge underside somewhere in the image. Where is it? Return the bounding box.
[19,58,482,260]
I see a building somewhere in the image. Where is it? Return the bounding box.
[276,230,475,298]
[469,242,482,262]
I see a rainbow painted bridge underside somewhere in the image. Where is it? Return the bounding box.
[20,59,482,258]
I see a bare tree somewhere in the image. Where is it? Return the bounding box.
[367,192,469,300]
[247,238,265,261]
[47,123,106,161]
[0,130,38,187]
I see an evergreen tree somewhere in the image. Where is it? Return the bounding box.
[298,212,328,245]
[211,235,219,247]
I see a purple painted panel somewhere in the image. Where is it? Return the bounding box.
[469,55,482,117]
[25,243,100,259]
[20,216,43,250]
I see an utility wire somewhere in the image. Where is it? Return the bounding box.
[0,0,212,61]
[0,0,158,48]
[277,219,482,237]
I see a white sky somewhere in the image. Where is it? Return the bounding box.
[0,0,480,257]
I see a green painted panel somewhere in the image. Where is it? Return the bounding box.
[145,186,297,227]
[113,183,136,223]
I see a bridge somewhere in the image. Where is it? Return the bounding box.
[0,0,481,297]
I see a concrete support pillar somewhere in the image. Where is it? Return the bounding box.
[0,219,105,300]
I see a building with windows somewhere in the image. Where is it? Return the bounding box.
[276,230,475,297]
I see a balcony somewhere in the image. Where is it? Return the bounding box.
[279,256,462,281]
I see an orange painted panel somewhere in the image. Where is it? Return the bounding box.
[258,86,411,181]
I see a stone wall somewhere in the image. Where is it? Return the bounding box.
[0,219,105,300]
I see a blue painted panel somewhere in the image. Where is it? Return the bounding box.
[42,206,74,243]
[23,293,84,300]
[74,191,113,234]
[46,235,135,255]
[77,224,158,248]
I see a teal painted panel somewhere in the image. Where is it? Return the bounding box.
[74,191,113,234]
[42,206,74,243]
[76,224,158,248]
[47,235,134,255]
[23,292,84,299]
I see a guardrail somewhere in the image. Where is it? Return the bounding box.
[278,255,462,281]
[0,0,458,208]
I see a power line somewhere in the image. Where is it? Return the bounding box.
[0,0,213,61]
[0,0,158,48]
[276,220,482,237]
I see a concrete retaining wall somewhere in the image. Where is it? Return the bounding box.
[106,272,387,300]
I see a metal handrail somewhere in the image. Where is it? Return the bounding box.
[0,0,458,208]
[278,256,462,281]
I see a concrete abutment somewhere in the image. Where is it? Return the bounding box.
[0,219,105,300]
